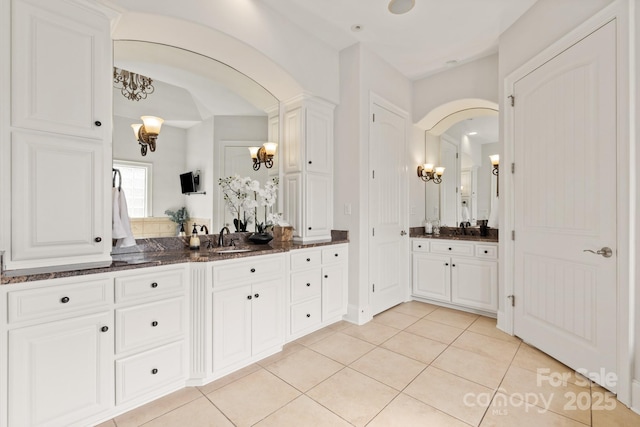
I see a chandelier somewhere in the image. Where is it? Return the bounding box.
[113,67,155,101]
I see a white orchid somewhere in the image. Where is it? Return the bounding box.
[219,176,280,232]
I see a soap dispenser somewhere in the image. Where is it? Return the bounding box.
[189,224,200,250]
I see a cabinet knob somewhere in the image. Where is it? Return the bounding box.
[100,326,108,332]
[151,368,158,375]
[255,293,260,298]
[250,268,256,273]
[308,160,312,164]
[94,120,102,127]
[306,283,311,287]
[418,245,422,248]
[94,237,102,242]
[448,247,452,251]
[452,264,456,267]
[60,296,70,304]
[444,263,449,266]
[308,227,312,230]
[324,275,328,278]
[306,314,311,318]
[484,250,488,254]
[306,258,311,262]
[151,321,158,327]
[334,253,339,257]
[151,282,158,288]
[247,295,252,300]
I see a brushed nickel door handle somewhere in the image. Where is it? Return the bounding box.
[583,247,612,258]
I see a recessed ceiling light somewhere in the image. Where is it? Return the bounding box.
[388,0,415,15]
[468,131,478,136]
[445,60,458,67]
[351,24,363,32]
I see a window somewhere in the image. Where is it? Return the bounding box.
[113,160,152,218]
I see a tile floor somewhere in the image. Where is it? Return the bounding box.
[98,302,640,426]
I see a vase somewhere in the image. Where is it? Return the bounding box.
[248,232,273,245]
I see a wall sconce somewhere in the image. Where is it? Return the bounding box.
[417,164,445,184]
[249,142,277,170]
[490,154,499,175]
[132,116,164,156]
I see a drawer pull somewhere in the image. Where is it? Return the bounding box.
[94,120,102,127]
[306,283,311,287]
[444,263,449,266]
[418,245,422,248]
[306,314,311,318]
[151,321,158,327]
[151,282,158,288]
[306,258,311,262]
[452,264,456,267]
[151,368,158,375]
[94,237,102,242]
[247,295,252,300]
[484,250,488,254]
[254,293,260,298]
[60,296,70,304]
[100,326,108,332]
[324,275,328,278]
[335,253,339,257]
[308,227,312,230]
[449,247,452,251]
[308,160,312,164]
[250,268,256,273]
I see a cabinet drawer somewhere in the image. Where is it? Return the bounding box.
[290,249,321,270]
[430,241,474,257]
[115,267,185,303]
[290,298,322,335]
[115,297,185,354]
[291,269,321,303]
[116,341,186,404]
[321,245,347,264]
[213,254,285,287]
[476,244,498,259]
[8,278,111,323]
[412,240,430,252]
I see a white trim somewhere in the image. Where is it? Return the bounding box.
[501,0,633,406]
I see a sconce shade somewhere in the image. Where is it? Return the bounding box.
[423,163,434,173]
[248,147,259,159]
[131,123,142,140]
[435,167,445,177]
[489,154,500,166]
[263,142,278,156]
[141,116,164,135]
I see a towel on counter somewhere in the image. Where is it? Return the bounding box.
[112,187,136,248]
[461,205,470,222]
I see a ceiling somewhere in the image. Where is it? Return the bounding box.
[443,116,499,144]
[261,0,538,79]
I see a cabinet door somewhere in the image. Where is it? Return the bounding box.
[251,278,284,355]
[11,131,107,264]
[305,107,333,174]
[8,312,113,427]
[451,258,498,312]
[322,264,347,321]
[412,253,451,302]
[12,0,110,139]
[283,173,302,239]
[305,173,332,238]
[213,285,252,370]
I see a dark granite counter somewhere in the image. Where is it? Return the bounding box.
[409,226,499,243]
[2,230,349,285]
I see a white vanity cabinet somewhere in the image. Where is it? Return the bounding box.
[411,239,498,314]
[5,276,114,427]
[287,244,348,340]
[282,96,335,242]
[212,254,286,373]
[113,265,188,405]
[3,0,112,270]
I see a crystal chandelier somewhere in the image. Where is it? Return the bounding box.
[113,67,155,101]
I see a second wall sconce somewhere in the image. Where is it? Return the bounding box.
[417,164,445,184]
[249,142,277,170]
[490,154,499,175]
[132,116,164,156]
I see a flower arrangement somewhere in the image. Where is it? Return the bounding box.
[164,207,190,224]
[256,177,279,233]
[218,175,279,233]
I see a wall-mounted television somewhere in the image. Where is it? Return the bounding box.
[180,172,197,194]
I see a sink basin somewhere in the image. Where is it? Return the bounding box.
[215,249,252,254]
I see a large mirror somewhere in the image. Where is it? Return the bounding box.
[112,41,280,239]
[425,114,499,227]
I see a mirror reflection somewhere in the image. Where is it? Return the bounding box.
[426,114,499,228]
[112,41,279,239]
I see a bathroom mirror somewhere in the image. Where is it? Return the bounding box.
[425,114,499,227]
[112,41,280,238]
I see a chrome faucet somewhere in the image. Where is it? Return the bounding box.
[218,226,230,247]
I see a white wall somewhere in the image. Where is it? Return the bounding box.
[424,132,441,221]
[335,43,413,323]
[112,115,187,217]
[478,142,499,220]
[185,117,214,224]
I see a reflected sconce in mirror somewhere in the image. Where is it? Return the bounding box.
[132,116,164,156]
[417,164,445,184]
[489,154,499,196]
[249,142,277,170]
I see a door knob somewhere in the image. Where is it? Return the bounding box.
[400,230,407,236]
[583,247,613,258]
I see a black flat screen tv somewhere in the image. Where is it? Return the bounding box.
[180,172,196,194]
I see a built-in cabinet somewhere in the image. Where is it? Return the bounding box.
[412,238,498,313]
[287,244,348,339]
[282,96,335,242]
[2,0,112,271]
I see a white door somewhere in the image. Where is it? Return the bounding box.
[513,21,617,390]
[369,101,408,315]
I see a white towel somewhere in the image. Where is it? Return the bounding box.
[461,205,470,222]
[112,188,136,248]
[487,196,499,228]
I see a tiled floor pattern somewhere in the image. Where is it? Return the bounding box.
[99,302,640,426]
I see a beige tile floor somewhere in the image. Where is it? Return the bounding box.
[99,302,640,427]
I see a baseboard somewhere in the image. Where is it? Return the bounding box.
[632,379,640,415]
[345,303,372,325]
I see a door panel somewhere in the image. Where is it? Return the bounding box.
[513,21,617,390]
[369,102,407,315]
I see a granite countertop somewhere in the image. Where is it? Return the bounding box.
[409,226,499,243]
[2,231,349,285]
